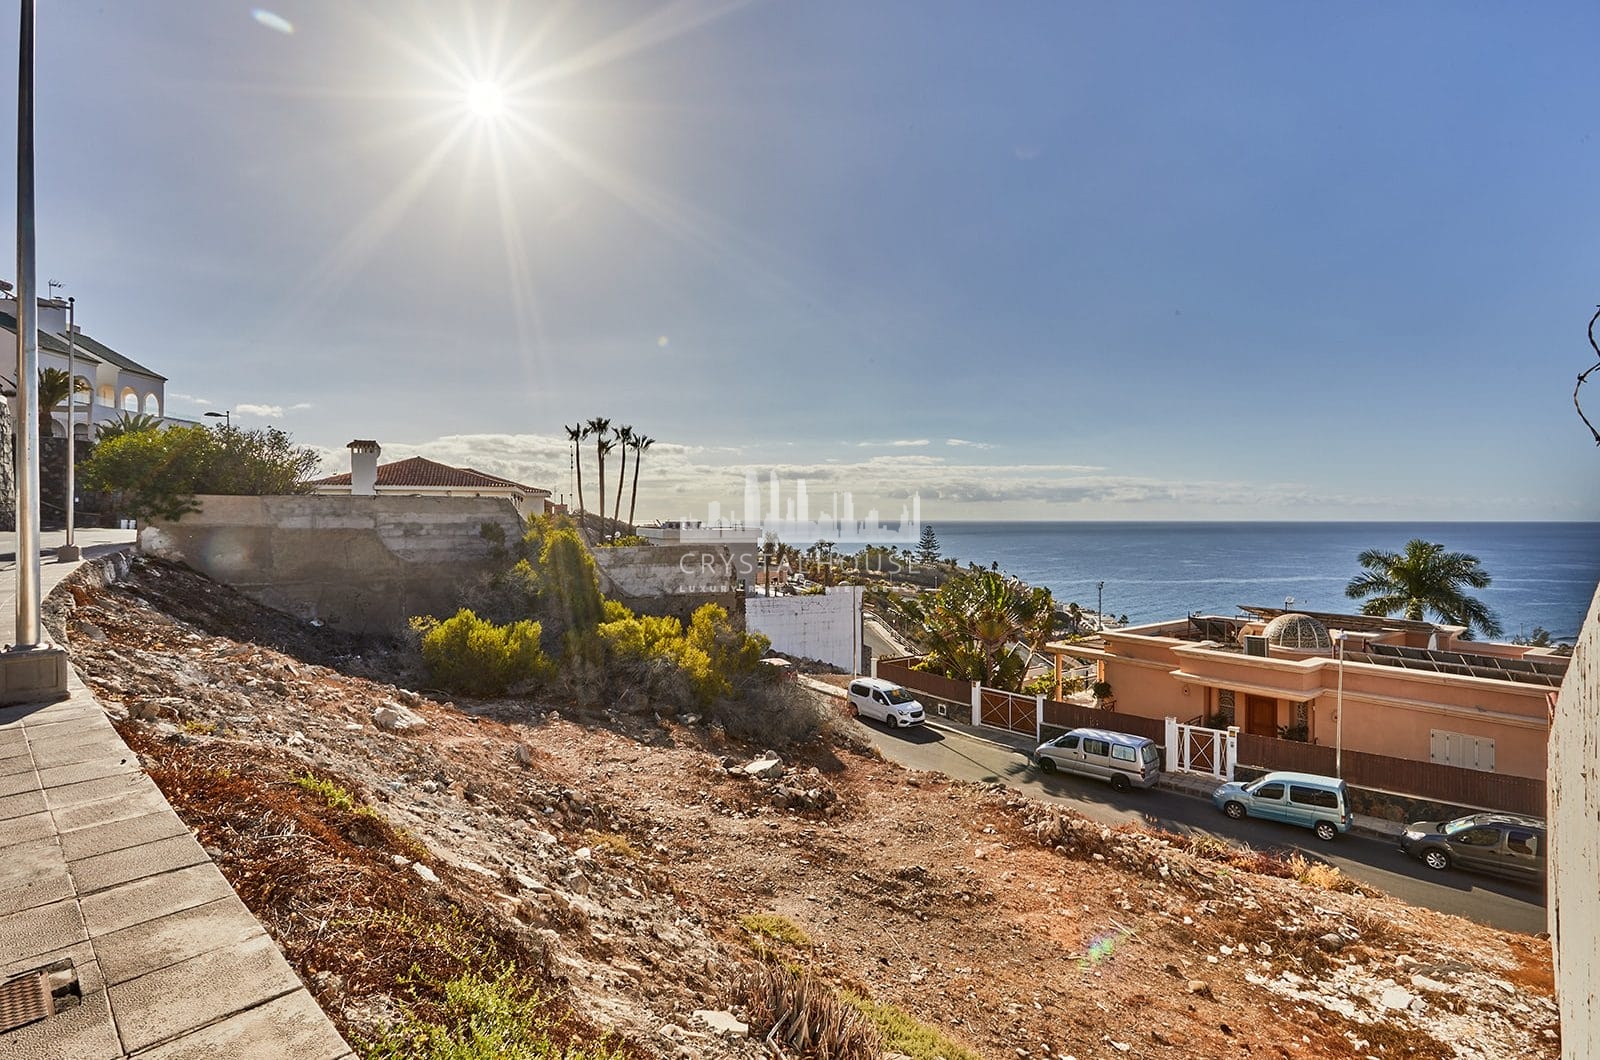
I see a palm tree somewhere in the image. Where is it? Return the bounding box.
[585,416,612,539]
[565,423,586,519]
[898,569,1055,690]
[93,411,164,442]
[626,434,653,531]
[1344,539,1503,639]
[38,368,88,434]
[611,424,633,526]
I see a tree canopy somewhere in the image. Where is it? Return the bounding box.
[1344,538,1503,639]
[899,569,1055,690]
[79,424,320,522]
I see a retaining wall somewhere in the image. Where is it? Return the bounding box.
[139,495,523,635]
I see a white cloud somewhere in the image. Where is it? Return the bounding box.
[289,402,313,412]
[855,439,930,448]
[168,392,211,406]
[236,403,283,418]
[945,438,994,449]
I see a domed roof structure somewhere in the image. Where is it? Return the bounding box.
[1262,613,1332,652]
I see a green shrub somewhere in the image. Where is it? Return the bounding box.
[538,529,604,636]
[413,609,550,697]
[294,771,357,812]
[840,992,980,1060]
[739,913,812,949]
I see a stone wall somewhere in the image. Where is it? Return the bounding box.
[138,495,523,635]
[591,542,757,625]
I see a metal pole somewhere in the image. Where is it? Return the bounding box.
[13,0,43,649]
[1334,631,1346,778]
[64,296,75,547]
[1097,581,1104,631]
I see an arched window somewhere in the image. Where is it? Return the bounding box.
[73,422,89,441]
[121,388,139,412]
[98,384,114,407]
[72,375,91,410]
[142,392,161,417]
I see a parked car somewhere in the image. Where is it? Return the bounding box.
[847,677,926,728]
[1211,771,1353,841]
[1032,728,1160,791]
[1398,813,1546,882]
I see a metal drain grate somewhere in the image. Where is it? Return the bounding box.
[0,970,53,1034]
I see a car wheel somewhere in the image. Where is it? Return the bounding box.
[1110,773,1130,793]
[1223,801,1246,821]
[1038,757,1056,774]
[1423,848,1451,871]
[1314,821,1338,842]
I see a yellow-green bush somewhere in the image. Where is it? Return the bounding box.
[413,609,550,697]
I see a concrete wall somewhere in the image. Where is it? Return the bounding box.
[1550,582,1599,1060]
[592,541,763,596]
[138,494,523,635]
[747,587,863,671]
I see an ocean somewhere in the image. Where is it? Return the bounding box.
[916,522,1599,644]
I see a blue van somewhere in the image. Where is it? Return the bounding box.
[1211,771,1353,841]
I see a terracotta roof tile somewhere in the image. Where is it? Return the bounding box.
[312,455,549,494]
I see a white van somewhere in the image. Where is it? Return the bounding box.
[1033,727,1160,791]
[847,678,926,728]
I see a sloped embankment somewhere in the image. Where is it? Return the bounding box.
[50,556,1559,1060]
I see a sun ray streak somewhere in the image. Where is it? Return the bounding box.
[275,121,472,327]
[485,130,551,419]
[524,122,813,306]
[526,0,755,90]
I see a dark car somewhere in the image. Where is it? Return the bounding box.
[1398,813,1546,882]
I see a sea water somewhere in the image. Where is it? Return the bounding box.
[917,522,1599,643]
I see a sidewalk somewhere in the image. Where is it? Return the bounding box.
[0,533,351,1058]
[803,674,1404,843]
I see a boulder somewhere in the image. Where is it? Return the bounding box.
[373,701,427,733]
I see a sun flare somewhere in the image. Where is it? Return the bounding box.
[464,79,506,119]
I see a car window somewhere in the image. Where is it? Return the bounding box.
[1253,783,1285,800]
[1111,744,1135,762]
[1141,744,1159,765]
[1059,736,1079,750]
[873,691,887,704]
[1507,830,1539,856]
[1456,827,1502,848]
[1083,739,1110,757]
[884,687,916,705]
[849,683,868,697]
[1444,815,1489,836]
[1289,786,1337,808]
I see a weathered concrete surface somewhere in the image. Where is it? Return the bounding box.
[746,587,862,671]
[139,494,523,635]
[591,542,752,625]
[1550,580,1599,1060]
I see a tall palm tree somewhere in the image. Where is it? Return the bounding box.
[1344,539,1503,639]
[565,423,587,519]
[626,434,653,531]
[585,416,612,539]
[611,424,633,526]
[39,368,88,434]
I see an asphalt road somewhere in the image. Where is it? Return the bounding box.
[855,717,1548,936]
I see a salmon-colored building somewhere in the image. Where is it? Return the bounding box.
[1049,608,1566,782]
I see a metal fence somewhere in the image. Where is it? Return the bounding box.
[1234,733,1546,816]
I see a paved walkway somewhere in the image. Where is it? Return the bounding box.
[0,531,351,1059]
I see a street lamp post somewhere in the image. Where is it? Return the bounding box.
[1097,581,1105,632]
[1333,629,1348,777]
[204,410,230,428]
[55,294,79,561]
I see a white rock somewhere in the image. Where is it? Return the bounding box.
[1379,986,1415,1011]
[691,1009,749,1038]
[412,862,440,884]
[373,702,427,733]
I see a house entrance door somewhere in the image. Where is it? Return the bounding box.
[1244,695,1277,738]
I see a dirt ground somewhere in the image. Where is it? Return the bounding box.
[49,556,1560,1060]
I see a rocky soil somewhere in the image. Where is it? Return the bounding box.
[49,555,1560,1059]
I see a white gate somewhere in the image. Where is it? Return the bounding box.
[1163,718,1237,780]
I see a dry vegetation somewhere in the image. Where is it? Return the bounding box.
[49,556,1560,1060]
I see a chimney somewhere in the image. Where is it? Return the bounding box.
[348,439,380,496]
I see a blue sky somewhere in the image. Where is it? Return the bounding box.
[4,2,1599,522]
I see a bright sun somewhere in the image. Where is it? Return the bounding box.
[464,80,506,119]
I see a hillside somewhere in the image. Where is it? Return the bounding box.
[49,556,1559,1060]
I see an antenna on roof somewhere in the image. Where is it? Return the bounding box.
[47,279,61,298]
[1285,596,1295,609]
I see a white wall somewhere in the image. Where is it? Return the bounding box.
[747,586,863,672]
[1551,582,1600,1060]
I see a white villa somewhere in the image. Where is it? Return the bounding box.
[1,293,168,437]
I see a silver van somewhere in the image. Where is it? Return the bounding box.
[1032,728,1160,791]
[1211,771,1353,841]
